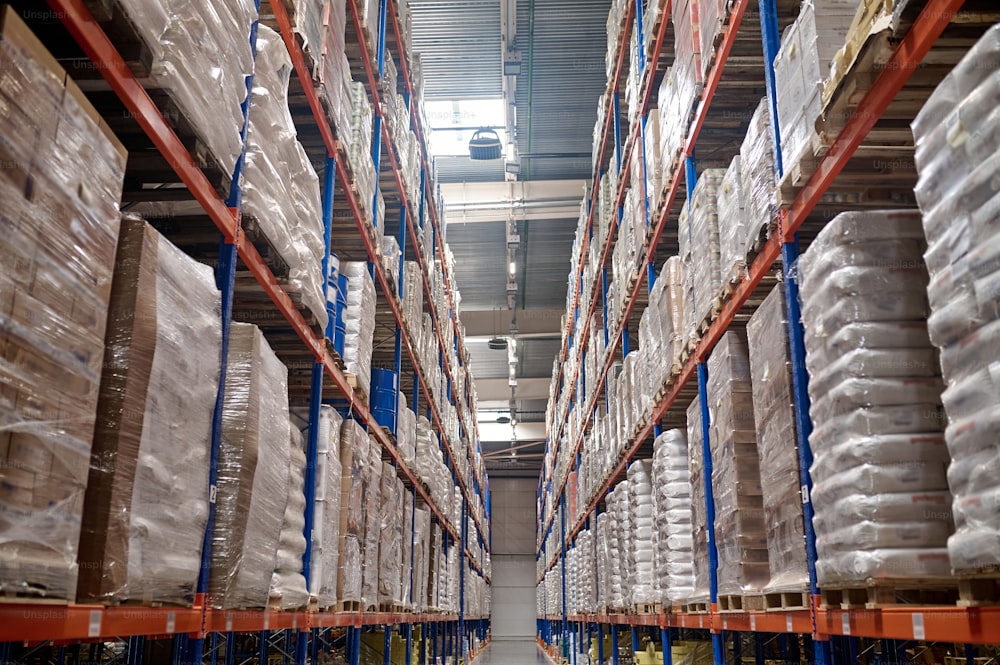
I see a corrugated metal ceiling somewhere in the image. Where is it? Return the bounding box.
[409,0,503,99]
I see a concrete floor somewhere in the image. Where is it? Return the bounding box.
[469,640,550,665]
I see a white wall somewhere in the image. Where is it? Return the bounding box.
[489,479,537,639]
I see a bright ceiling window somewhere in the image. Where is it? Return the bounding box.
[426,98,506,157]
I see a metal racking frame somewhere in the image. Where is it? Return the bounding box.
[536,0,1000,658]
[0,0,492,660]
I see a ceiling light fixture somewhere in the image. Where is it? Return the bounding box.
[469,127,502,160]
[508,260,517,276]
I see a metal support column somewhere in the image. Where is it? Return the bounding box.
[611,627,620,665]
[560,495,570,664]
[187,7,260,662]
[383,626,392,665]
[696,362,724,665]
[661,628,672,665]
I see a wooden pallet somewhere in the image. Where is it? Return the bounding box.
[0,593,70,606]
[680,601,710,614]
[334,599,362,613]
[820,580,959,610]
[718,593,766,613]
[634,602,661,615]
[958,572,1000,608]
[763,589,810,612]
[344,373,369,405]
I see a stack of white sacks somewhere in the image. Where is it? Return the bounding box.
[243,26,328,330]
[310,409,343,609]
[798,210,953,585]
[911,24,1000,574]
[607,483,628,610]
[773,0,856,170]
[628,461,656,607]
[652,430,695,606]
[341,261,377,396]
[686,395,711,603]
[680,170,726,345]
[120,0,256,176]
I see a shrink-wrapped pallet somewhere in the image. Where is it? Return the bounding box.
[672,0,703,120]
[747,286,808,593]
[378,463,403,607]
[798,211,952,584]
[311,407,343,608]
[653,430,695,605]
[361,437,384,609]
[244,26,328,342]
[79,217,219,605]
[911,25,1000,574]
[718,155,747,286]
[772,0,855,169]
[686,397,710,603]
[209,323,291,609]
[679,170,725,344]
[0,8,126,599]
[318,0,354,154]
[739,99,777,258]
[708,331,769,596]
[337,419,368,604]
[116,0,256,175]
[342,261,377,396]
[629,461,657,605]
[270,429,310,610]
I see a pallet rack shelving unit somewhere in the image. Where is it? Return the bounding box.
[0,0,491,663]
[536,0,1000,661]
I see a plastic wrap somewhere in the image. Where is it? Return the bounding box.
[318,0,353,154]
[80,217,220,605]
[361,434,383,609]
[311,406,343,609]
[746,285,808,592]
[679,170,725,343]
[338,419,368,604]
[910,25,1000,574]
[707,331,768,596]
[119,0,256,175]
[628,461,657,605]
[797,210,951,586]
[378,463,403,606]
[210,323,291,609]
[653,430,695,605]
[243,26,328,330]
[270,428,310,610]
[672,0,703,118]
[772,0,854,169]
[0,9,126,599]
[342,262,377,396]
[739,99,777,258]
[686,396,710,603]
[717,155,747,285]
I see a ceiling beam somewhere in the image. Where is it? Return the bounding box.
[473,377,549,401]
[441,179,585,224]
[459,308,564,336]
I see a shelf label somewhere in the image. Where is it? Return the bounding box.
[264,613,270,630]
[210,484,218,504]
[801,485,810,505]
[750,615,756,631]
[88,611,102,638]
[786,615,793,633]
[723,619,728,630]
[166,612,176,634]
[226,613,234,633]
[841,613,851,636]
[912,613,925,640]
[699,616,704,629]
[293,615,298,630]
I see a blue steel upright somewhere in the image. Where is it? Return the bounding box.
[697,362,724,665]
[187,5,260,663]
[756,0,830,659]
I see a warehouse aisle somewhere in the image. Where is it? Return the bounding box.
[469,640,548,664]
